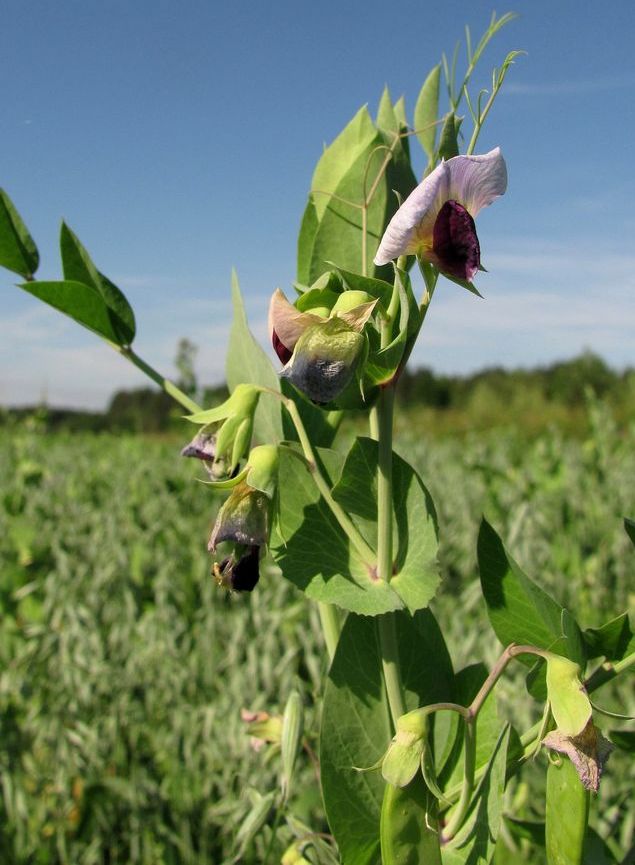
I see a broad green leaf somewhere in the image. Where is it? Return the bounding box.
[393,95,407,128]
[332,437,440,613]
[437,112,462,161]
[545,757,589,865]
[320,610,453,865]
[297,195,320,285]
[624,517,635,546]
[380,777,443,865]
[414,65,441,162]
[442,726,511,864]
[225,270,283,444]
[478,519,584,663]
[311,106,378,222]
[584,613,634,661]
[271,446,402,615]
[298,106,416,285]
[376,86,399,135]
[19,280,126,344]
[59,222,136,345]
[0,189,39,278]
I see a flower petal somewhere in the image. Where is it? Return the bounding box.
[373,148,507,266]
[445,147,508,218]
[431,200,481,281]
[268,289,323,361]
[374,158,450,265]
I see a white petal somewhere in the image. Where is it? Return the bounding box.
[374,160,450,265]
[268,288,322,351]
[445,147,508,217]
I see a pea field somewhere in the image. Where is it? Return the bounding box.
[1,397,633,864]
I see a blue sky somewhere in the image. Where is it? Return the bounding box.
[2,0,634,408]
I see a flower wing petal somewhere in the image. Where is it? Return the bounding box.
[373,159,451,265]
[268,289,323,354]
[446,147,507,217]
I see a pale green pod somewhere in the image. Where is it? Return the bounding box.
[281,691,304,801]
[380,776,443,865]
[233,789,276,859]
[545,756,589,865]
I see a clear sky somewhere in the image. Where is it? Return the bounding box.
[2,0,634,409]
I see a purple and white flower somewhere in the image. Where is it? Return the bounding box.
[374,148,507,282]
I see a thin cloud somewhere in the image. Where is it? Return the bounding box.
[505,77,635,96]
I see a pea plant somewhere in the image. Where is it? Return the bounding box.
[2,13,633,865]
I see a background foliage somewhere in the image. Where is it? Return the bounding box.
[1,393,632,863]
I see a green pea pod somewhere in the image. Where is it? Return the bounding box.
[546,757,589,865]
[380,775,442,865]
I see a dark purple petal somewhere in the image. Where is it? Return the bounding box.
[272,329,293,364]
[213,546,260,592]
[432,200,481,281]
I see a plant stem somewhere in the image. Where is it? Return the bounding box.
[374,383,407,727]
[318,603,341,662]
[442,717,476,842]
[115,345,202,414]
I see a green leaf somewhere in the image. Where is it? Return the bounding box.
[0,188,39,278]
[271,446,402,615]
[584,613,634,661]
[414,65,441,162]
[380,777,443,865]
[320,610,453,865]
[332,437,440,614]
[297,194,320,285]
[298,106,416,285]
[478,519,584,663]
[376,86,399,135]
[225,270,283,444]
[59,222,136,344]
[437,112,462,161]
[19,280,127,344]
[624,517,635,546]
[441,726,511,864]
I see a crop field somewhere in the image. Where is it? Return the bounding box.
[0,399,633,864]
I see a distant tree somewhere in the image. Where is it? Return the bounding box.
[174,338,199,399]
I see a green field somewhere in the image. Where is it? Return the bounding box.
[1,398,633,864]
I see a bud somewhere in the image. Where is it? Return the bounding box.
[180,428,229,480]
[280,317,367,404]
[545,654,592,737]
[381,709,427,788]
[241,708,283,751]
[184,384,260,475]
[208,446,279,593]
[209,483,272,550]
[268,285,377,403]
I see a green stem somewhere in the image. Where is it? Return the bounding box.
[318,602,341,662]
[442,718,476,842]
[375,384,407,728]
[115,345,202,414]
